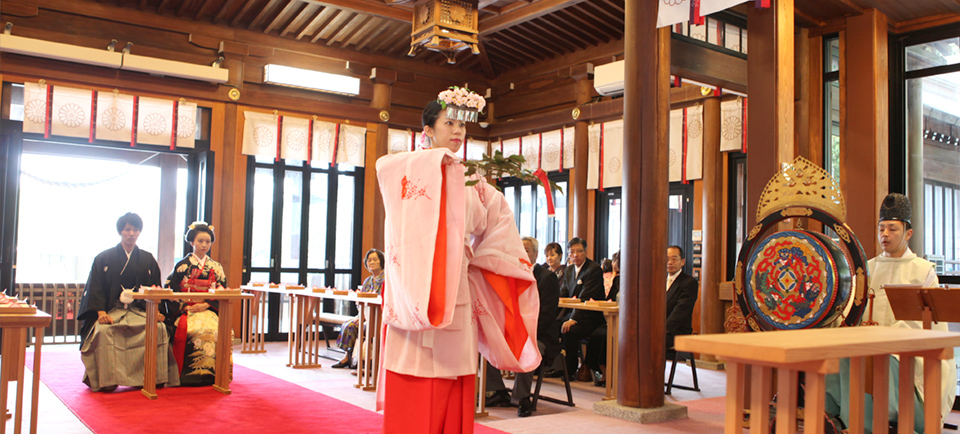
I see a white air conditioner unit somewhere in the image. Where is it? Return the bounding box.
[594,60,625,96]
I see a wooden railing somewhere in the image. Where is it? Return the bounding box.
[15,283,84,344]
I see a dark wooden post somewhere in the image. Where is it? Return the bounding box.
[572,70,593,240]
[365,68,395,265]
[619,0,670,409]
[700,96,724,347]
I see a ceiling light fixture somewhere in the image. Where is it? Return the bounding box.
[263,64,360,96]
[408,0,480,64]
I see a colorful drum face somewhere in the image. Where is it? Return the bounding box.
[744,230,851,330]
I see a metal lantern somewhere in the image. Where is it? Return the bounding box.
[408,0,480,64]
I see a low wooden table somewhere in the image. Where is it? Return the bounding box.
[0,311,50,434]
[300,291,382,390]
[131,292,252,400]
[676,327,960,434]
[558,300,619,400]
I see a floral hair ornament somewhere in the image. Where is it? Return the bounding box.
[437,86,485,123]
[187,221,215,232]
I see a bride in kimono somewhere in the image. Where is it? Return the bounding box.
[376,88,542,433]
[164,222,227,386]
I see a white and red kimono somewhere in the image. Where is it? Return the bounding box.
[376,148,542,434]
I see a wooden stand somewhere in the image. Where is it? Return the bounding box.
[131,292,251,400]
[884,285,960,329]
[558,300,619,400]
[0,311,50,434]
[677,327,960,434]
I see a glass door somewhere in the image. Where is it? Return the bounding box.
[0,120,23,294]
[243,156,363,340]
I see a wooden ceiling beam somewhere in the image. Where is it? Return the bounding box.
[542,12,601,46]
[213,0,242,22]
[793,7,825,28]
[577,2,624,33]
[495,30,552,61]
[156,0,173,14]
[328,14,372,46]
[248,0,284,31]
[525,18,587,50]
[193,0,220,21]
[265,1,304,34]
[368,22,407,52]
[281,3,320,37]
[354,20,390,50]
[176,0,193,17]
[296,6,335,40]
[343,17,380,48]
[479,0,589,36]
[584,1,624,26]
[476,40,497,78]
[485,38,533,67]
[512,22,577,53]
[555,7,617,42]
[138,0,150,10]
[230,0,262,27]
[311,10,352,43]
[302,0,410,23]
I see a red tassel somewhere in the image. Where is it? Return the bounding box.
[534,168,555,216]
[599,123,605,192]
[170,100,179,150]
[559,128,564,173]
[714,87,722,97]
[307,119,314,165]
[276,115,283,162]
[131,95,139,147]
[690,0,704,26]
[756,0,770,8]
[518,136,523,161]
[674,76,681,88]
[44,85,53,139]
[89,90,98,143]
[682,108,688,184]
[331,123,341,167]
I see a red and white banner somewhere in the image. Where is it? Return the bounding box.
[336,124,366,167]
[587,120,624,190]
[313,120,338,163]
[22,82,47,135]
[587,123,600,189]
[657,0,690,28]
[669,109,684,183]
[51,86,92,139]
[466,138,488,161]
[720,99,745,152]
[685,105,704,181]
[135,97,174,146]
[280,117,310,161]
[241,111,279,158]
[388,128,414,155]
[562,126,575,170]
[95,92,135,143]
[175,102,198,149]
[539,130,563,172]
[520,135,539,171]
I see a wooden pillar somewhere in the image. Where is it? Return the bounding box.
[844,9,888,256]
[572,73,592,240]
[619,0,670,409]
[700,96,723,350]
[906,79,924,255]
[364,68,394,279]
[211,101,245,290]
[746,0,796,230]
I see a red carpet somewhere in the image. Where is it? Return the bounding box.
[37,351,509,434]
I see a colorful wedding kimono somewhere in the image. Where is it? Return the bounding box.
[376,148,542,434]
[79,244,180,391]
[827,248,956,433]
[165,254,227,386]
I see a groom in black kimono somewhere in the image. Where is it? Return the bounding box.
[78,212,179,391]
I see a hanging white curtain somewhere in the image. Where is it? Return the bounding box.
[657,0,690,28]
[51,86,93,139]
[337,124,367,167]
[280,117,310,161]
[95,92,135,143]
[175,102,198,149]
[685,105,704,181]
[466,138,487,161]
[586,123,601,189]
[520,134,540,171]
[388,128,415,155]
[720,98,745,152]
[669,109,684,183]
[563,126,575,170]
[22,82,47,135]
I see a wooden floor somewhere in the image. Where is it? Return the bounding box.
[6,342,959,433]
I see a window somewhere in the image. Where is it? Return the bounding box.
[499,173,568,264]
[243,155,363,338]
[596,188,621,262]
[726,153,747,280]
[823,35,841,182]
[896,29,960,275]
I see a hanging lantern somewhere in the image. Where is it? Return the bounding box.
[408,0,480,64]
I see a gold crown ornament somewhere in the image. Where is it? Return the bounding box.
[756,157,846,222]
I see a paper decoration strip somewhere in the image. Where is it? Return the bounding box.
[281,117,311,161]
[51,86,93,139]
[388,128,413,155]
[337,124,366,167]
[720,99,744,152]
[501,137,520,159]
[176,102,198,149]
[136,96,174,146]
[701,0,749,18]
[669,109,684,183]
[563,127,575,170]
[23,83,47,134]
[657,0,690,28]
[95,92,136,143]
[241,111,280,158]
[685,105,704,180]
[313,120,337,163]
[521,135,540,171]
[587,123,600,190]
[602,119,624,189]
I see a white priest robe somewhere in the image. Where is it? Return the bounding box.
[869,248,957,422]
[375,148,542,409]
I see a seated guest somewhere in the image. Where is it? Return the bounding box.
[584,251,619,386]
[78,212,180,391]
[486,237,560,417]
[165,222,227,386]
[543,242,566,281]
[559,237,604,377]
[332,249,385,369]
[665,245,698,355]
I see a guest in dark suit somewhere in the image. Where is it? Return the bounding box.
[666,245,699,355]
[486,237,560,417]
[559,237,605,376]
